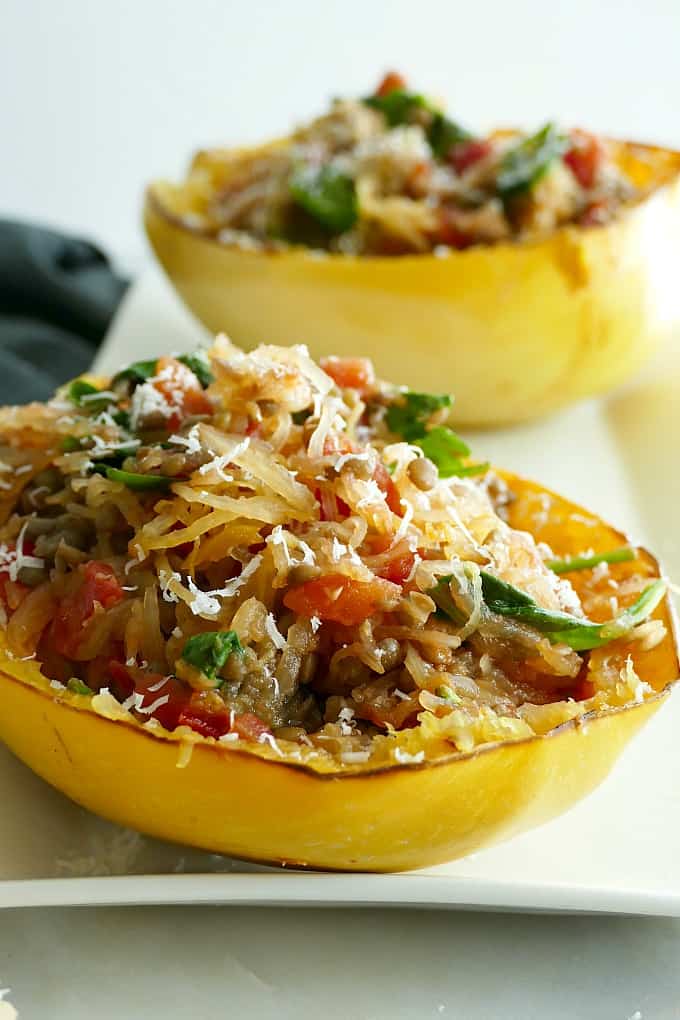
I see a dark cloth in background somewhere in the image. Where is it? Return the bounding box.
[0,220,129,404]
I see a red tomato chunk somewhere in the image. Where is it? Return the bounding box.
[284,573,399,626]
[320,356,376,397]
[374,71,407,97]
[52,561,124,659]
[564,130,603,190]
[449,138,493,175]
[153,356,212,431]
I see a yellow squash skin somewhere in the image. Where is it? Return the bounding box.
[145,140,680,426]
[0,475,676,872]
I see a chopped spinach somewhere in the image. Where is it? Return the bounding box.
[428,112,472,157]
[67,678,92,695]
[431,570,666,652]
[290,165,358,234]
[181,630,243,680]
[496,123,568,200]
[385,391,485,477]
[364,88,429,126]
[548,547,636,575]
[97,466,172,490]
[178,353,214,388]
[112,359,158,387]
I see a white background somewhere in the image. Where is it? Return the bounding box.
[3,2,680,1017]
[2,0,680,259]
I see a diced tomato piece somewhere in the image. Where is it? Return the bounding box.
[177,704,271,742]
[231,712,271,741]
[374,71,407,97]
[0,576,28,612]
[363,534,415,586]
[313,484,351,522]
[573,678,596,701]
[108,661,188,731]
[376,547,416,586]
[178,702,232,740]
[449,138,493,174]
[83,646,126,692]
[52,561,125,659]
[107,660,136,700]
[434,208,473,250]
[320,356,376,397]
[563,130,604,190]
[373,461,403,516]
[284,573,399,626]
[140,681,187,731]
[153,357,213,431]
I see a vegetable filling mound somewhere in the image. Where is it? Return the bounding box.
[0,340,666,767]
[171,71,637,255]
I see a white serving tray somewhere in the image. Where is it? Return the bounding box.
[2,267,678,914]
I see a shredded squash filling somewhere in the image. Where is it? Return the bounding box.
[165,71,638,256]
[0,338,667,768]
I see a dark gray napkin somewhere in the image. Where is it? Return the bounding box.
[0,220,129,404]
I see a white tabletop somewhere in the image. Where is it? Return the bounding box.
[0,905,670,1019]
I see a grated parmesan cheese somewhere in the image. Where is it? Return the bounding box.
[356,477,386,509]
[219,732,240,744]
[198,437,249,483]
[121,692,145,713]
[168,424,203,455]
[90,434,141,457]
[591,560,610,582]
[340,750,371,764]
[265,612,286,650]
[147,676,170,693]
[8,521,45,581]
[185,554,263,617]
[337,706,356,735]
[91,688,134,721]
[393,748,425,764]
[129,381,177,431]
[334,450,373,473]
[134,693,169,718]
[391,498,414,545]
[259,732,283,755]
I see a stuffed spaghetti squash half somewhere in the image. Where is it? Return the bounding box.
[145,72,680,425]
[0,339,675,870]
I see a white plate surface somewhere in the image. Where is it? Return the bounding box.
[2,267,678,914]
